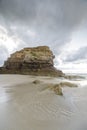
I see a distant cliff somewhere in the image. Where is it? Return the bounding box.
[0,46,64,77]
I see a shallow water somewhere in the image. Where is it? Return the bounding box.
[0,74,87,130]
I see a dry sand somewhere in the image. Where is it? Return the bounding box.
[0,74,87,130]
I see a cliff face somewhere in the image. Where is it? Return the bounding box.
[0,46,64,77]
[4,46,54,70]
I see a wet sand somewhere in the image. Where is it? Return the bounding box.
[0,74,87,130]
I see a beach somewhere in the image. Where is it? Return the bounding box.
[0,74,87,130]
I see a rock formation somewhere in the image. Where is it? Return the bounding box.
[0,46,64,77]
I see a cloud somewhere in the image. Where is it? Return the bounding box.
[0,0,87,44]
[64,46,87,62]
[0,0,87,67]
[0,45,9,66]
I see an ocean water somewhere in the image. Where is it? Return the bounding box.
[0,74,87,130]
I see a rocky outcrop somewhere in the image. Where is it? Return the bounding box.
[48,84,63,95]
[0,46,64,77]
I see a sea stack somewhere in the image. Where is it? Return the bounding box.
[0,46,64,77]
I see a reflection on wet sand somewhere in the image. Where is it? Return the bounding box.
[0,87,9,103]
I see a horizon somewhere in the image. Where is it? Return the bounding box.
[0,45,87,74]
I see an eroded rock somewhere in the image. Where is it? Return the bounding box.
[0,46,64,77]
[60,82,78,87]
[48,84,63,95]
[32,80,41,84]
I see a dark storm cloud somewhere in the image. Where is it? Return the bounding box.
[0,45,9,65]
[65,46,87,62]
[0,0,87,40]
[0,0,37,22]
[0,0,87,65]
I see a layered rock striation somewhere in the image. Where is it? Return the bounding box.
[0,46,64,76]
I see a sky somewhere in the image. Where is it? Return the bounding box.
[0,0,87,73]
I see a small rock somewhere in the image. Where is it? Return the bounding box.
[33,80,41,84]
[53,84,63,95]
[60,82,78,87]
[48,84,63,96]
